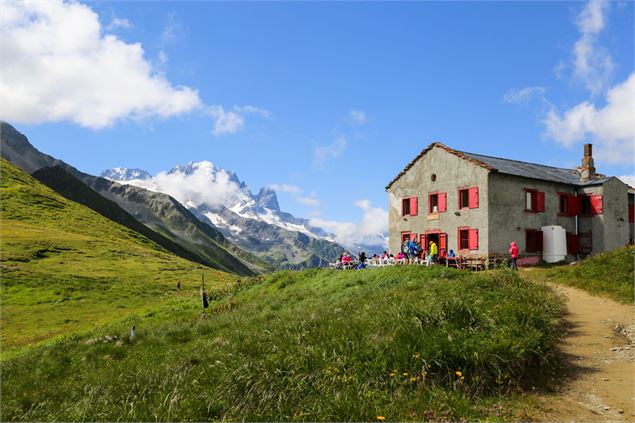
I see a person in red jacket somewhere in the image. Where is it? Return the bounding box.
[509,241,519,271]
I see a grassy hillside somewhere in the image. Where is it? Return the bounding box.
[1,158,236,351]
[2,266,564,421]
[541,246,634,303]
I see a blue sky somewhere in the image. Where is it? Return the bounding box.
[1,0,633,245]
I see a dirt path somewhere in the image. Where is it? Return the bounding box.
[535,281,634,422]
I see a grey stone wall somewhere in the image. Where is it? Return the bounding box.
[488,173,577,256]
[387,146,489,255]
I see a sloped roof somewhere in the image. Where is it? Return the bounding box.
[385,142,612,190]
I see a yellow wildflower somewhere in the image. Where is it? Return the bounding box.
[410,377,418,383]
[377,416,386,421]
[389,372,396,377]
[460,376,465,381]
[402,372,409,376]
[455,371,462,377]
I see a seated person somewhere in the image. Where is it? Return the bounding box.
[448,249,456,258]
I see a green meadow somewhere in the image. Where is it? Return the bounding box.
[2,265,565,421]
[1,158,236,353]
[525,245,634,304]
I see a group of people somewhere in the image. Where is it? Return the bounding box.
[332,239,521,270]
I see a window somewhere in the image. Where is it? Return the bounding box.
[458,187,479,209]
[558,193,579,216]
[559,194,568,215]
[401,232,412,244]
[629,204,634,224]
[401,197,418,216]
[457,227,478,250]
[428,192,446,213]
[429,193,438,213]
[525,229,543,253]
[524,188,545,212]
[458,228,469,250]
[581,196,592,215]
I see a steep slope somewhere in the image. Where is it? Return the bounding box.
[0,122,266,275]
[0,158,235,348]
[102,161,346,268]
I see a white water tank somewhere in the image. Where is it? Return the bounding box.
[541,225,567,263]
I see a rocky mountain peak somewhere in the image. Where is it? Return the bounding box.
[255,187,280,212]
[100,167,152,181]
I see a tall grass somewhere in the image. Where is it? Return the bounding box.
[2,266,564,421]
[542,246,634,303]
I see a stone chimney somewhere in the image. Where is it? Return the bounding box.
[580,143,596,181]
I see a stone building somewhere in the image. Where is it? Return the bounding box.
[386,143,633,258]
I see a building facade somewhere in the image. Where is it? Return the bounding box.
[386,143,633,258]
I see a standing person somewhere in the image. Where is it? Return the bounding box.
[429,240,438,264]
[359,251,367,264]
[509,241,519,270]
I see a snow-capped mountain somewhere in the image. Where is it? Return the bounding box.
[101,167,152,181]
[101,162,344,268]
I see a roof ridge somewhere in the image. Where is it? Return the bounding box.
[458,149,579,173]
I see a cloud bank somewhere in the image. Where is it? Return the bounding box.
[310,199,388,250]
[0,0,267,135]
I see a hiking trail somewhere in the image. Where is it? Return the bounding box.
[531,279,634,422]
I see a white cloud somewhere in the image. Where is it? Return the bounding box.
[310,199,388,250]
[269,183,320,207]
[314,135,347,163]
[0,0,202,128]
[0,0,266,135]
[573,0,613,94]
[206,106,244,135]
[153,161,246,207]
[618,175,635,188]
[348,109,367,126]
[268,184,302,194]
[234,105,271,119]
[106,17,132,31]
[502,86,546,104]
[543,73,635,164]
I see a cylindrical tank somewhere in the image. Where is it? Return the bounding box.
[541,225,567,263]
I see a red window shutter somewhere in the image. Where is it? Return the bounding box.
[567,195,579,216]
[567,233,580,254]
[410,233,417,240]
[411,197,418,216]
[439,233,447,252]
[468,187,479,209]
[629,204,634,223]
[438,192,447,212]
[420,234,428,251]
[468,228,478,250]
[591,195,603,215]
[536,191,545,212]
[537,230,543,252]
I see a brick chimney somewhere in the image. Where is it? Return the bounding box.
[580,143,596,181]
